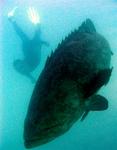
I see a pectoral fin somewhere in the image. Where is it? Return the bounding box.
[81,95,108,122]
[84,68,113,98]
[88,95,108,111]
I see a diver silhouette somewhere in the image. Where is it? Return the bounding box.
[8,7,49,83]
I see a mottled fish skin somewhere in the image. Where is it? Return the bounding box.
[24,19,112,148]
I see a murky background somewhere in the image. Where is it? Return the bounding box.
[0,0,117,149]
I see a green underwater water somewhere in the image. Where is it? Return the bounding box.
[1,0,117,150]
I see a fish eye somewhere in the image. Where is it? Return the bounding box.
[55,90,67,99]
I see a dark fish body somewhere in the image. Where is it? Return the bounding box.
[24,19,112,148]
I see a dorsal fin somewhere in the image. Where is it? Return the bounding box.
[45,55,50,66]
[78,19,96,33]
[45,51,54,67]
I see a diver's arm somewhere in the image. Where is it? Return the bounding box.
[8,7,29,41]
[10,20,29,42]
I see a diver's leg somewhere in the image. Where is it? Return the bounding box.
[41,40,50,47]
[9,20,29,42]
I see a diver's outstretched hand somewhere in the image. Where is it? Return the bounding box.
[8,7,17,22]
[27,7,40,25]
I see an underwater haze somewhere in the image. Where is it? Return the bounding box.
[1,0,117,150]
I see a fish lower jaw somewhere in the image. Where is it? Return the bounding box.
[24,123,69,148]
[24,135,59,149]
[24,138,48,149]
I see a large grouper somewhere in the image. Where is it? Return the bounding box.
[24,19,113,148]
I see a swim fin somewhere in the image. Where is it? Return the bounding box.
[27,74,36,84]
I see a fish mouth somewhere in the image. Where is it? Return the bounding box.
[24,123,63,148]
[25,136,56,149]
[25,138,48,149]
